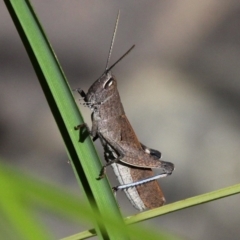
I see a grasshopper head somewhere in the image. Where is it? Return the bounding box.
[85,71,118,108]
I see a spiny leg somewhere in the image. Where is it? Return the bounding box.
[112,172,169,192]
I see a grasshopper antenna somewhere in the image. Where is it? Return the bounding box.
[105,10,120,71]
[105,10,135,72]
[107,44,135,72]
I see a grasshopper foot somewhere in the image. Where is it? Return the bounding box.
[74,123,90,142]
[112,186,118,197]
[74,123,89,131]
[162,161,175,175]
[96,166,106,180]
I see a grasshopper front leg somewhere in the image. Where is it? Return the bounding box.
[74,115,99,142]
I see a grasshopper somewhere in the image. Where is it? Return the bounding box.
[75,12,174,210]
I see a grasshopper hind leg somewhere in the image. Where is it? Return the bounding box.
[140,143,161,159]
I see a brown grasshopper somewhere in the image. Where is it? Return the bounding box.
[75,12,174,210]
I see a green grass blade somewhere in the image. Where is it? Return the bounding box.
[126,183,240,224]
[61,224,181,240]
[4,0,129,239]
[71,183,240,239]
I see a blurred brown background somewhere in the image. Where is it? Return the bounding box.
[1,1,240,239]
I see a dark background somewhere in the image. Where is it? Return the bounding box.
[1,1,240,239]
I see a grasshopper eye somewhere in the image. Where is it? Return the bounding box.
[104,78,113,89]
